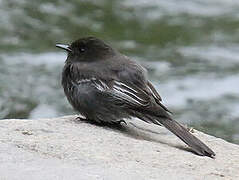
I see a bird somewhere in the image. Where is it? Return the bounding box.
[56,37,215,157]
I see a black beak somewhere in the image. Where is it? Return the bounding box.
[56,44,72,52]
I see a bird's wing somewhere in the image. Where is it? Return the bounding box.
[89,77,169,110]
[110,79,171,113]
[76,71,170,112]
[110,80,151,107]
[108,56,170,110]
[83,77,150,107]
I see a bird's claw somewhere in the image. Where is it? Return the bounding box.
[118,120,127,125]
[75,116,87,122]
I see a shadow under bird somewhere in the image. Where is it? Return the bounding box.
[56,37,215,157]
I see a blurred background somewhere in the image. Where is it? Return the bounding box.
[0,0,239,144]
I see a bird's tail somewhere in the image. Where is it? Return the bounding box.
[159,118,215,157]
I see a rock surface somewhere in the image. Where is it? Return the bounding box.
[0,116,238,180]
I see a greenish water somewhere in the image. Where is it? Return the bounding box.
[0,0,239,144]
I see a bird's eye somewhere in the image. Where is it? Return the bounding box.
[80,47,85,52]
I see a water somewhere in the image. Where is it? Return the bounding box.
[0,0,239,144]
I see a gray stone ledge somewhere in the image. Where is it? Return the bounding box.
[0,116,238,180]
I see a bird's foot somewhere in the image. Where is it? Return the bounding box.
[74,115,88,122]
[99,120,127,127]
[117,120,127,125]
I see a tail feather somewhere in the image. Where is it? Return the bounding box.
[160,118,215,157]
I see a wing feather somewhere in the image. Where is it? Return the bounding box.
[112,81,150,107]
[75,78,168,113]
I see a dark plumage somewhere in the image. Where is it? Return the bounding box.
[56,37,215,157]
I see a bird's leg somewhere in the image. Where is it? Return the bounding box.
[94,120,127,128]
[74,115,89,122]
[75,116,86,121]
[98,120,127,126]
[117,119,127,125]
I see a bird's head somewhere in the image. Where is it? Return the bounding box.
[56,37,116,63]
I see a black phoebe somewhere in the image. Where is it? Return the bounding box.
[56,37,215,157]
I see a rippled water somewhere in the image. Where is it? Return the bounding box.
[0,0,239,144]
